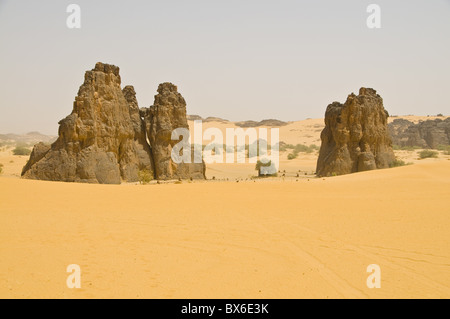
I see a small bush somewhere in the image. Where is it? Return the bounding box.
[255,160,277,177]
[294,144,310,153]
[12,146,31,156]
[279,143,295,152]
[286,144,318,160]
[0,163,3,175]
[419,150,439,159]
[436,145,450,154]
[138,169,153,185]
[389,159,412,168]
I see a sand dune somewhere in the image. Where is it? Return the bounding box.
[0,160,449,298]
[1,116,449,298]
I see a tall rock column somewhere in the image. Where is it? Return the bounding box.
[316,88,395,177]
[22,62,153,184]
[142,83,205,180]
[121,85,154,180]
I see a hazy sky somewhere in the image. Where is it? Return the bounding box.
[0,0,449,134]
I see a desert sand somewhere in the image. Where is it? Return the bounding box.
[0,117,449,299]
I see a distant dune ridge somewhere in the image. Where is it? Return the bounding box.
[186,115,289,127]
[0,132,56,146]
[21,62,205,184]
[234,119,289,128]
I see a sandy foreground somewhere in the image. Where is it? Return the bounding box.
[0,159,449,299]
[1,116,449,299]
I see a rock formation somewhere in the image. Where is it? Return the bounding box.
[141,83,205,180]
[122,85,154,181]
[389,118,450,149]
[388,118,415,146]
[316,88,395,177]
[22,63,205,183]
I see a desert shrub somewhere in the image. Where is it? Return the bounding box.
[287,144,318,160]
[294,144,310,153]
[255,160,277,177]
[419,150,439,159]
[0,163,3,174]
[437,113,444,117]
[15,142,31,148]
[138,169,153,185]
[436,145,450,155]
[12,146,31,156]
[279,143,295,152]
[287,152,298,160]
[436,144,450,152]
[244,139,279,157]
[389,159,412,168]
[255,160,268,172]
[294,144,318,153]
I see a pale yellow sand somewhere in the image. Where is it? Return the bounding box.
[0,160,449,299]
[1,116,449,298]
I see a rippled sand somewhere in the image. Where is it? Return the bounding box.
[0,160,449,298]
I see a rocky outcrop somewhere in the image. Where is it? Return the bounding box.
[22,63,152,184]
[122,85,154,181]
[22,63,204,183]
[316,88,395,177]
[141,83,205,180]
[389,118,450,149]
[388,119,414,146]
[21,142,51,177]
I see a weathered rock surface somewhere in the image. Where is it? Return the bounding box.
[22,62,153,183]
[388,118,414,146]
[122,85,154,181]
[141,83,205,180]
[316,88,395,177]
[22,63,205,183]
[389,118,450,148]
[26,63,210,183]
